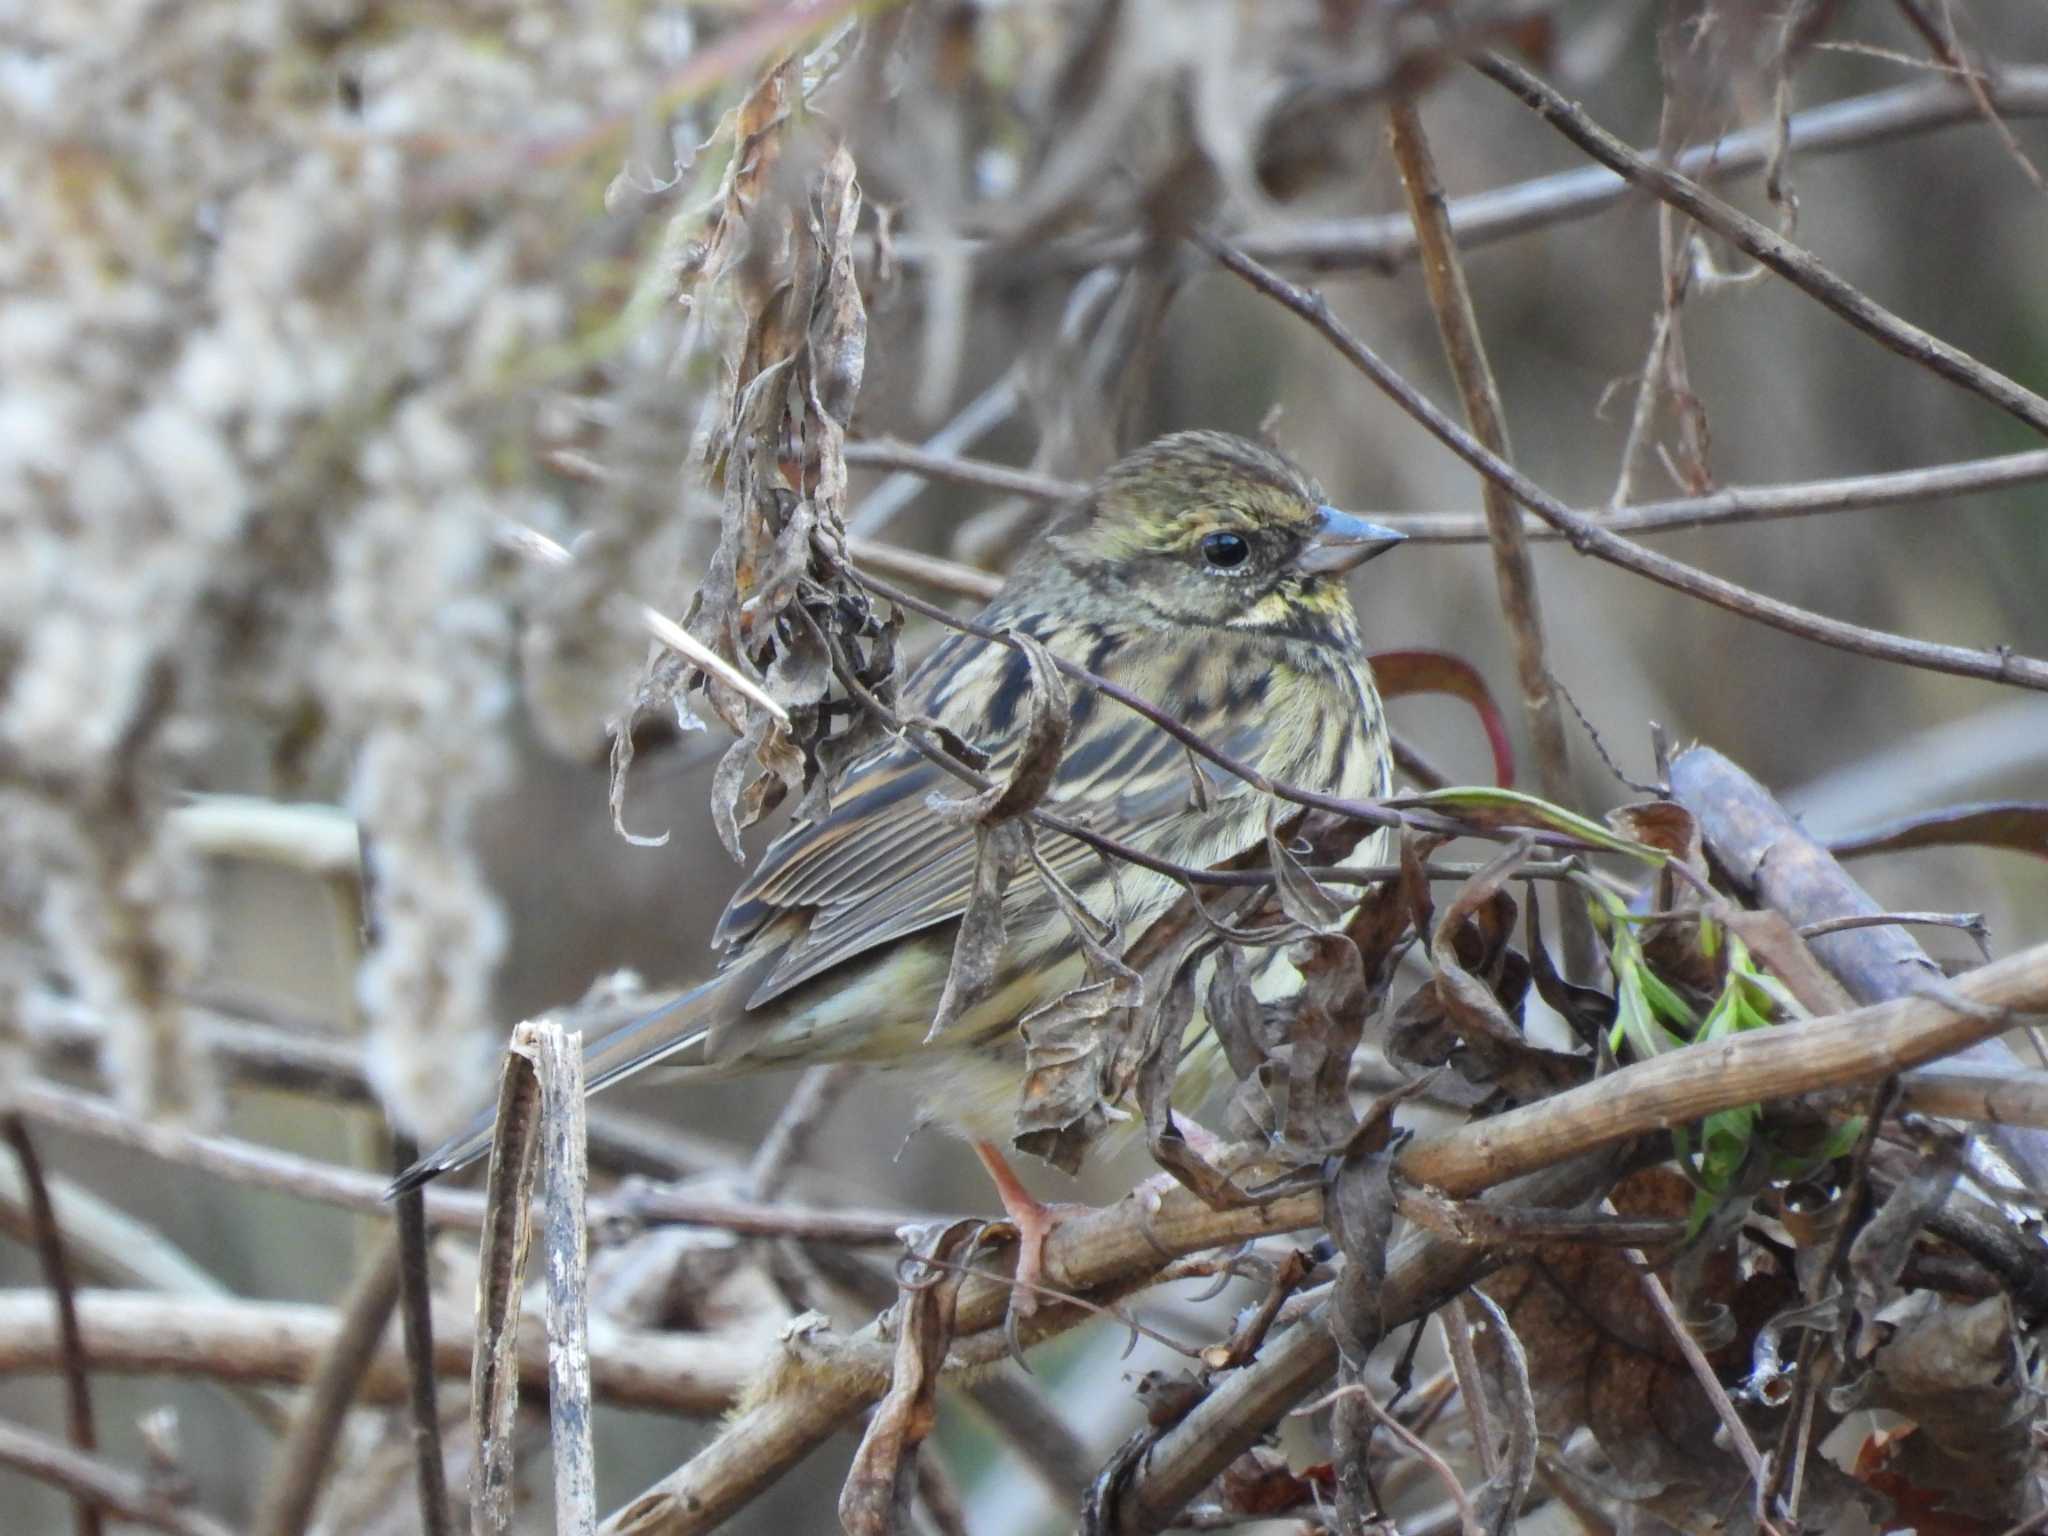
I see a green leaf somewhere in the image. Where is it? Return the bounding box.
[1389,787,1668,862]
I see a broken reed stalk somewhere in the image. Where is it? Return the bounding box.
[468,1028,544,1536]
[531,1024,597,1536]
[391,1135,454,1536]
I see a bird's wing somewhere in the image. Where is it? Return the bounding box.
[714,638,1267,1007]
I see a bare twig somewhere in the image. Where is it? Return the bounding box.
[1203,236,2048,692]
[0,1419,234,1536]
[844,438,1080,504]
[846,369,1023,537]
[1,1115,101,1536]
[1894,1064,2048,1131]
[1890,0,2044,189]
[829,442,2048,545]
[391,1135,453,1536]
[1623,1242,1783,1534]
[1475,52,2048,438]
[882,68,2048,276]
[747,1063,856,1201]
[252,1236,403,1536]
[1387,94,1589,974]
[1301,1381,1481,1536]
[1799,911,1989,945]
[469,1027,545,1536]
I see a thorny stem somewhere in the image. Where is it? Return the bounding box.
[1201,236,2048,692]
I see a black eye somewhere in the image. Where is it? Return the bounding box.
[1200,531,1250,570]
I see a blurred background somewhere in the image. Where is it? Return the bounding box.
[4,0,2046,1530]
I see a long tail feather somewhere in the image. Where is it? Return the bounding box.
[384,971,735,1196]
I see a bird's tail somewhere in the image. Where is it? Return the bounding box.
[385,969,736,1196]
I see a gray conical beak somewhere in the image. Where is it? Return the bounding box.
[1295,506,1407,575]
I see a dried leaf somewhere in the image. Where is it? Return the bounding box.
[1481,1168,1798,1524]
[926,820,1031,1043]
[1390,786,1667,862]
[1279,933,1370,1152]
[1847,1120,1968,1322]
[1368,647,1517,788]
[839,1218,983,1536]
[1829,800,2048,864]
[1264,806,1345,934]
[1419,838,1585,1102]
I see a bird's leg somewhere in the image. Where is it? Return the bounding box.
[973,1139,1081,1317]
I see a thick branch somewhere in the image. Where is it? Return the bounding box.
[1399,939,2048,1194]
[0,1290,757,1417]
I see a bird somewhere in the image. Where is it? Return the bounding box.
[393,429,1402,1300]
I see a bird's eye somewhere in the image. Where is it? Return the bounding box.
[1200,531,1250,570]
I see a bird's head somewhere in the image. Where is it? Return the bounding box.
[1049,430,1404,636]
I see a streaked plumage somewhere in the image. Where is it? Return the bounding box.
[398,431,1400,1190]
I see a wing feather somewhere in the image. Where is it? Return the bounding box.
[716,663,1269,1006]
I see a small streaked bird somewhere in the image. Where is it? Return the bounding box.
[395,430,1401,1294]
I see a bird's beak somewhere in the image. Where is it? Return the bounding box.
[1294,506,1407,575]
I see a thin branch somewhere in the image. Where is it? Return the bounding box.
[1,1115,101,1536]
[1623,1244,1783,1535]
[1299,1382,1480,1536]
[251,1236,403,1536]
[1893,1064,2048,1130]
[831,442,2048,545]
[747,1063,856,1201]
[1386,94,1589,973]
[1474,51,2048,439]
[846,368,1023,537]
[1203,236,2048,692]
[1799,910,1988,945]
[0,1419,235,1536]
[880,68,2048,275]
[391,1136,453,1536]
[844,438,1081,504]
[1890,0,2044,189]
[29,995,741,1181]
